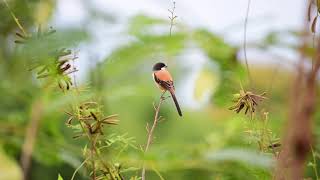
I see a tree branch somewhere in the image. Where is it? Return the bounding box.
[275,1,320,179]
[141,92,166,180]
[20,100,43,180]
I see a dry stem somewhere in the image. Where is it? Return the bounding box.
[243,0,253,86]
[275,1,320,179]
[91,135,97,180]
[141,92,166,180]
[2,0,28,36]
[168,1,177,36]
[20,100,43,180]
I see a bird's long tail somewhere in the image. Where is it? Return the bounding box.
[168,89,182,117]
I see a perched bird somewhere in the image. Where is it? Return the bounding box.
[152,62,182,116]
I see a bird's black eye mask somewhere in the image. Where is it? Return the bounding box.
[153,62,167,71]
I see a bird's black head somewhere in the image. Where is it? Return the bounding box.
[153,62,167,71]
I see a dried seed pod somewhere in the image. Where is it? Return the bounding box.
[268,143,281,149]
[14,40,25,44]
[73,134,84,139]
[101,119,119,125]
[312,16,318,33]
[308,1,313,22]
[67,116,74,125]
[90,112,98,120]
[229,90,266,117]
[58,81,63,90]
[61,64,71,72]
[16,32,26,39]
[58,60,68,68]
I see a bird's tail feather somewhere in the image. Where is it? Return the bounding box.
[169,89,182,117]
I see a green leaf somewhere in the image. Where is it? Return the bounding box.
[192,29,237,70]
[100,33,186,80]
[307,162,315,167]
[128,14,166,36]
[83,144,88,156]
[57,174,64,180]
[0,148,23,180]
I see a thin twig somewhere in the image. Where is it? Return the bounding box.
[71,51,80,95]
[243,0,253,86]
[168,1,177,36]
[77,118,116,180]
[141,91,166,180]
[2,0,28,36]
[71,158,89,180]
[309,0,317,70]
[312,23,317,70]
[151,165,165,180]
[91,135,97,180]
[311,145,319,180]
[92,144,118,180]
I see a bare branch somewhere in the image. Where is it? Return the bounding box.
[168,1,177,36]
[141,92,166,180]
[20,100,43,180]
[2,0,28,36]
[275,1,320,179]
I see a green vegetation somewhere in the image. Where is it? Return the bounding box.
[0,1,319,180]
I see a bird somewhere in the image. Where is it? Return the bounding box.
[152,62,182,116]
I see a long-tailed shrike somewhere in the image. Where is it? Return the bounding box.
[152,62,182,116]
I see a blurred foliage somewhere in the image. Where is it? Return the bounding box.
[0,1,320,180]
[0,147,22,180]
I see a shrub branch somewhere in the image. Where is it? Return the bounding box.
[2,0,28,36]
[275,1,320,179]
[168,1,177,36]
[141,91,166,180]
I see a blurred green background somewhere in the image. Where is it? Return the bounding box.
[0,0,319,180]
